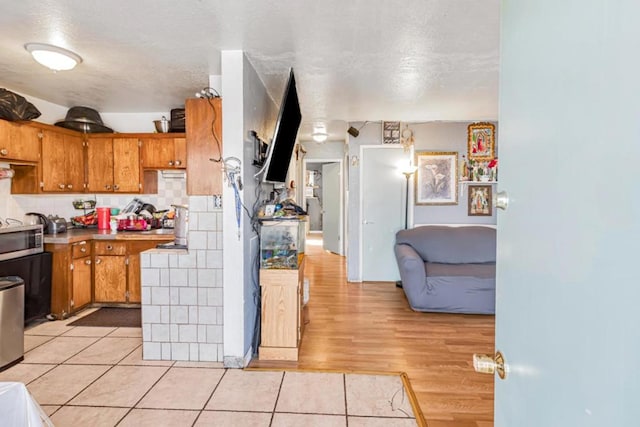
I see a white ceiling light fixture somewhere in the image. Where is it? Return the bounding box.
[311,123,328,143]
[311,131,328,143]
[24,43,82,71]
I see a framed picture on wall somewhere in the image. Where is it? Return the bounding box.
[468,185,493,216]
[467,122,496,161]
[415,151,458,205]
[382,121,401,144]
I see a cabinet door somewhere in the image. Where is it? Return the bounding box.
[186,98,222,195]
[0,120,40,162]
[113,138,141,192]
[86,137,115,192]
[173,137,186,169]
[40,130,67,192]
[140,137,176,169]
[72,256,93,310]
[127,254,141,303]
[94,256,127,302]
[64,134,85,192]
[260,283,298,348]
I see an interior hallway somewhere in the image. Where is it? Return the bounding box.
[251,233,496,427]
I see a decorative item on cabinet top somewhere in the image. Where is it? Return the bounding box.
[55,106,114,133]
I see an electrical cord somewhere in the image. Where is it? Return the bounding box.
[206,96,223,163]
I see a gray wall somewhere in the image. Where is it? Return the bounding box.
[346,121,498,281]
[241,55,278,354]
[412,121,498,226]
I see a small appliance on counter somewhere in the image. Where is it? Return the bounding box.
[156,204,188,249]
[121,198,145,215]
[25,213,67,234]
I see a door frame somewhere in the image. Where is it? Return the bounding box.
[302,158,345,255]
[358,144,407,282]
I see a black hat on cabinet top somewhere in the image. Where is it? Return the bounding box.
[55,106,113,133]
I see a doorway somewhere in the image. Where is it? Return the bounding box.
[303,158,344,255]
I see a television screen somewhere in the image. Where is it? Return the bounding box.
[263,69,302,184]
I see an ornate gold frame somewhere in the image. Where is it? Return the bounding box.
[467,122,496,161]
[468,184,493,216]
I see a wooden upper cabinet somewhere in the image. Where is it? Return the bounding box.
[86,137,140,193]
[65,134,85,192]
[186,97,222,195]
[113,138,141,192]
[40,129,67,192]
[174,137,186,167]
[86,137,115,192]
[41,129,84,192]
[0,119,40,163]
[140,136,186,169]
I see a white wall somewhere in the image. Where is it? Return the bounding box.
[1,88,67,124]
[1,86,170,132]
[221,51,246,366]
[221,51,277,366]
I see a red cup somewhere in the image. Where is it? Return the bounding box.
[97,207,111,230]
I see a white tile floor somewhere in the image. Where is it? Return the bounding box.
[0,309,418,426]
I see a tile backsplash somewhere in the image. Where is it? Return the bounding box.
[0,165,188,224]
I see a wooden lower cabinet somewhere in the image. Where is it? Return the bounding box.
[93,239,170,304]
[71,253,93,310]
[258,257,305,361]
[46,240,93,319]
[48,236,172,317]
[94,255,127,302]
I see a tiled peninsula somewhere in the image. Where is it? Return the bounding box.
[140,195,223,362]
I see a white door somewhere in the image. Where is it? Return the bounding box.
[361,147,406,281]
[494,2,640,425]
[322,162,342,255]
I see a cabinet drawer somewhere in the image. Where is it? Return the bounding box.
[72,241,92,258]
[94,241,127,255]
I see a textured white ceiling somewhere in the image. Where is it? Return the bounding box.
[0,0,500,139]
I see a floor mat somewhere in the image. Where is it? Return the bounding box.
[67,307,141,328]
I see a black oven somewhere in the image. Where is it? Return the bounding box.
[0,224,51,324]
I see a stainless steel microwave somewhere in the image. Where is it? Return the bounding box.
[0,224,44,261]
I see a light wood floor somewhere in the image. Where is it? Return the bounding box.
[250,234,496,427]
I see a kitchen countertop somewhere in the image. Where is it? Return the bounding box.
[44,228,175,244]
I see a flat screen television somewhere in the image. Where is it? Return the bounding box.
[263,69,302,184]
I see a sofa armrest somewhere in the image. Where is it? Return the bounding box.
[394,244,427,308]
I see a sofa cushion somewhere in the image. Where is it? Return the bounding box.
[425,262,495,279]
[396,225,496,264]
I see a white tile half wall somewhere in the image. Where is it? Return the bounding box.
[141,195,223,362]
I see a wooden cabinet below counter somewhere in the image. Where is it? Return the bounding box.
[93,238,172,304]
[259,257,306,361]
[46,240,93,319]
[47,233,173,318]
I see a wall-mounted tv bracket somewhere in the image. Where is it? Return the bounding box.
[250,130,268,167]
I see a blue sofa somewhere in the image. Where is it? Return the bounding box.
[394,226,496,314]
